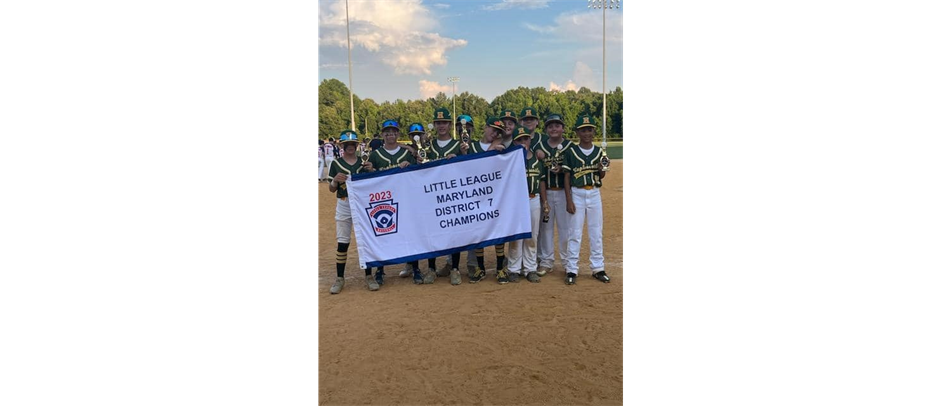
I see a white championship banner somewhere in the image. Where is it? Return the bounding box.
[347,145,532,269]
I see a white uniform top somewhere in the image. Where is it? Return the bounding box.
[324,144,335,159]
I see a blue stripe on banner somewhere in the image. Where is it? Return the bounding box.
[364,232,532,268]
[352,144,526,181]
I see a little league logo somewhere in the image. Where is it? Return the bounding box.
[366,199,398,237]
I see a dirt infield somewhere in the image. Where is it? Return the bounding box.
[318,160,623,406]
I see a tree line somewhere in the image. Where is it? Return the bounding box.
[319,78,623,140]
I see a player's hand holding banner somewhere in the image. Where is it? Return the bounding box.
[348,146,531,269]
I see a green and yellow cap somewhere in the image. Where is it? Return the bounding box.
[573,114,597,130]
[499,109,518,123]
[519,106,538,120]
[512,126,532,141]
[432,107,452,122]
[485,117,505,130]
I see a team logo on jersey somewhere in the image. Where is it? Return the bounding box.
[366,199,398,237]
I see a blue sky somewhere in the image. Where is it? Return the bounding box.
[318,0,623,103]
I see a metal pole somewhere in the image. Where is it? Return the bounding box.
[345,0,355,129]
[589,0,617,147]
[448,76,459,139]
[453,82,457,139]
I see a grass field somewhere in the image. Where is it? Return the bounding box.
[597,140,623,159]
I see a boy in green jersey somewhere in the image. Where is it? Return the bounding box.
[534,113,575,276]
[505,126,547,284]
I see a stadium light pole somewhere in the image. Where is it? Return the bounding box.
[448,76,459,139]
[345,0,356,130]
[588,0,618,148]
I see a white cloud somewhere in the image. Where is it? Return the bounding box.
[544,9,625,61]
[523,22,554,34]
[432,3,450,9]
[549,61,598,92]
[483,0,550,11]
[549,80,578,92]
[572,61,598,90]
[319,0,467,75]
[566,10,623,43]
[419,80,453,99]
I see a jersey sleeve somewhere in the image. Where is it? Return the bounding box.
[327,159,339,181]
[561,148,574,172]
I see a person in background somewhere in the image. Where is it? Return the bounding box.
[318,139,326,182]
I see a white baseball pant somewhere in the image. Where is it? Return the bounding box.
[335,198,352,244]
[537,188,570,270]
[322,157,333,180]
[565,187,604,274]
[508,195,541,275]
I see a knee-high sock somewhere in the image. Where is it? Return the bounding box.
[336,242,349,277]
[451,252,461,270]
[495,244,505,270]
[475,248,485,269]
[428,258,436,270]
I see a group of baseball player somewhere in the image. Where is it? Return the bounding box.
[324,107,609,294]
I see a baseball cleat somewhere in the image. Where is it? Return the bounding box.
[450,269,462,285]
[508,272,520,283]
[436,266,450,277]
[423,270,436,284]
[565,273,576,285]
[469,268,486,283]
[412,269,423,285]
[399,265,412,278]
[536,267,551,277]
[592,271,611,283]
[329,277,345,294]
[526,272,541,283]
[365,275,380,291]
[375,270,385,285]
[496,269,510,284]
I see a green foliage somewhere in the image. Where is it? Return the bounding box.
[318,80,624,141]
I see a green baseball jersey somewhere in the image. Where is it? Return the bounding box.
[528,131,544,153]
[561,144,603,188]
[524,152,546,195]
[368,146,416,172]
[468,140,498,154]
[327,157,365,199]
[534,137,574,189]
[427,137,463,160]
